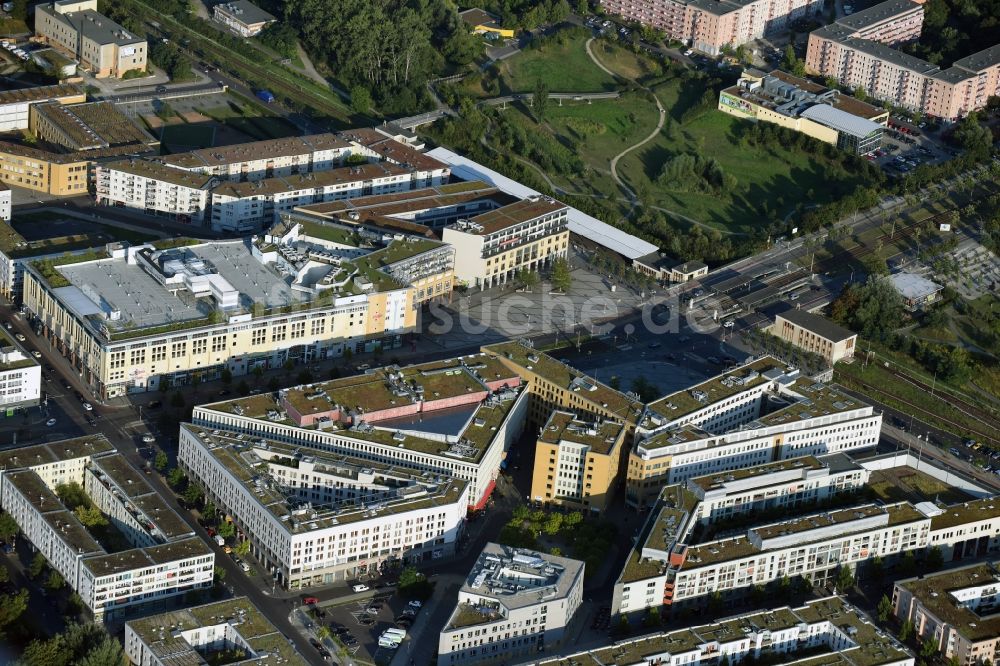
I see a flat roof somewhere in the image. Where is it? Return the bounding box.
[425,147,659,259]
[161,133,350,170]
[688,455,826,491]
[898,564,1000,642]
[930,498,1000,531]
[644,357,783,423]
[459,8,501,27]
[833,0,921,31]
[951,44,1000,73]
[214,0,276,24]
[755,382,867,428]
[0,83,84,105]
[338,129,447,173]
[181,426,469,531]
[458,197,566,235]
[538,411,624,455]
[38,3,144,46]
[775,308,856,342]
[889,272,942,300]
[0,434,114,469]
[800,104,883,138]
[101,159,216,190]
[211,162,410,199]
[127,597,301,663]
[34,101,156,150]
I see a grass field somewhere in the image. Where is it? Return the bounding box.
[497,32,617,93]
[591,40,662,82]
[160,123,216,150]
[197,98,299,141]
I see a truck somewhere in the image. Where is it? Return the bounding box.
[214,535,225,546]
[256,89,275,103]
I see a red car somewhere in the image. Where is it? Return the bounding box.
[303,597,319,606]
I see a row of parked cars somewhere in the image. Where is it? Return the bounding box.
[0,39,30,61]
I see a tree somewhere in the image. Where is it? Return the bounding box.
[167,467,187,489]
[203,502,217,521]
[220,369,232,386]
[234,539,251,557]
[55,482,90,511]
[77,635,125,666]
[877,594,893,623]
[920,638,938,659]
[214,565,227,582]
[899,619,914,642]
[399,566,423,588]
[268,376,281,392]
[533,79,549,122]
[0,566,8,585]
[898,550,917,577]
[0,589,27,637]
[782,44,805,76]
[237,379,250,396]
[217,521,236,539]
[0,513,18,542]
[74,505,108,528]
[316,625,331,640]
[543,512,563,535]
[45,570,65,591]
[154,450,169,471]
[183,483,204,507]
[28,552,47,579]
[550,258,572,292]
[925,546,944,571]
[350,86,372,115]
[515,269,539,292]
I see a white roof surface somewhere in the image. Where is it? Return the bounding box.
[800,104,883,138]
[888,272,942,300]
[425,147,659,260]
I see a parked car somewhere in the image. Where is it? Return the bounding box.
[352,583,369,593]
[14,333,24,341]
[142,433,155,443]
[303,596,319,605]
[46,418,57,427]
[82,402,93,411]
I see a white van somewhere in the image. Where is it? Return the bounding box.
[351,583,369,593]
[381,628,406,641]
[378,636,400,649]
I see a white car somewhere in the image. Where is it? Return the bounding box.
[31,351,41,358]
[82,402,93,411]
[45,418,56,427]
[408,600,423,609]
[14,334,24,342]
[351,584,369,593]
[239,561,250,572]
[142,433,156,443]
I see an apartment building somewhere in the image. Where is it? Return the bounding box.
[719,69,887,155]
[189,353,529,510]
[0,183,9,221]
[35,0,147,78]
[771,309,857,365]
[212,0,275,37]
[600,0,825,56]
[95,159,216,223]
[626,358,881,508]
[894,563,1000,666]
[179,426,469,588]
[805,0,1000,120]
[0,436,213,622]
[0,140,91,195]
[210,162,433,233]
[29,101,157,153]
[0,83,85,132]
[262,215,455,305]
[340,128,452,189]
[159,133,353,182]
[536,596,913,666]
[125,597,303,665]
[442,196,570,289]
[530,411,627,513]
[23,239,418,397]
[0,329,42,409]
[439,543,585,665]
[482,341,645,432]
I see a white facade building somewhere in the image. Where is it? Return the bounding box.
[0,184,10,221]
[0,330,41,409]
[96,160,214,223]
[189,354,530,512]
[179,426,470,589]
[439,543,585,665]
[0,436,213,622]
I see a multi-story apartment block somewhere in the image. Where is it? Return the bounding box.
[482,341,645,432]
[340,128,452,188]
[35,0,147,78]
[0,329,42,409]
[159,133,353,182]
[0,83,86,132]
[23,239,418,397]
[439,543,585,665]
[0,436,213,622]
[614,463,1000,616]
[536,596,914,666]
[600,0,825,56]
[530,411,627,513]
[0,183,9,221]
[96,159,215,223]
[0,140,92,196]
[189,353,529,510]
[771,309,857,365]
[719,69,887,155]
[894,563,1000,666]
[805,0,1000,120]
[262,215,455,305]
[212,0,276,37]
[442,196,570,289]
[179,426,469,588]
[210,163,434,233]
[125,597,303,665]
[626,358,881,508]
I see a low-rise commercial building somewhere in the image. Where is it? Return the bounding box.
[632,253,709,282]
[442,196,570,289]
[805,0,1000,120]
[894,563,1000,666]
[23,238,418,397]
[29,101,157,152]
[536,596,913,666]
[719,70,887,155]
[125,597,303,665]
[439,543,584,665]
[0,83,86,132]
[0,436,213,622]
[626,358,880,508]
[212,0,276,37]
[190,353,529,510]
[771,308,857,365]
[889,272,943,311]
[600,0,825,56]
[459,8,515,39]
[179,426,470,588]
[531,411,627,513]
[35,0,147,78]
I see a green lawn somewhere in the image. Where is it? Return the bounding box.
[160,124,216,150]
[197,98,300,141]
[499,32,617,93]
[591,40,662,82]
